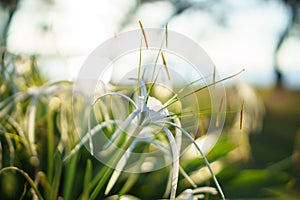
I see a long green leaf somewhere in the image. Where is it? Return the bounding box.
[63,152,78,200]
[82,159,93,200]
[47,109,54,183]
[50,152,62,200]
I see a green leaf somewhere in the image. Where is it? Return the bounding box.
[50,152,62,200]
[63,152,78,200]
[82,159,93,200]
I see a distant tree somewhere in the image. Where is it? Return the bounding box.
[0,0,54,47]
[0,0,19,47]
[273,0,300,88]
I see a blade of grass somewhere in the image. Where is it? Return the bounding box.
[161,52,171,80]
[0,167,44,200]
[82,159,93,200]
[147,28,167,99]
[50,152,62,200]
[6,116,32,156]
[63,151,78,200]
[26,96,38,156]
[47,108,54,183]
[105,137,143,195]
[87,165,110,195]
[89,167,114,200]
[119,173,139,195]
[57,104,68,153]
[105,144,135,195]
[149,44,163,83]
[102,109,141,150]
[20,182,27,200]
[89,92,138,154]
[118,148,150,195]
[90,120,144,200]
[160,74,211,112]
[34,171,51,199]
[163,69,244,110]
[3,129,15,166]
[63,120,118,162]
[0,92,28,112]
[179,166,197,188]
[93,96,113,132]
[181,69,244,100]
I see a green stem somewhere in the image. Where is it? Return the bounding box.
[63,153,78,200]
[47,109,54,184]
[90,126,143,200]
[0,167,44,200]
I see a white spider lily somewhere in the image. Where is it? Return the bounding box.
[176,186,218,200]
[89,80,224,199]
[101,81,180,199]
[65,77,226,199]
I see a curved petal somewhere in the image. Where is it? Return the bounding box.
[164,121,225,200]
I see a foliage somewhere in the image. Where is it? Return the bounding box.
[0,46,299,200]
[0,48,225,199]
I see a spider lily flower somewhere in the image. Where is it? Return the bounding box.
[176,186,218,200]
[83,78,225,199]
[64,73,227,199]
[93,80,180,199]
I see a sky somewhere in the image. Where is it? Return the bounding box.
[6,0,300,88]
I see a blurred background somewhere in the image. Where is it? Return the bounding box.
[1,0,300,87]
[1,0,300,199]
